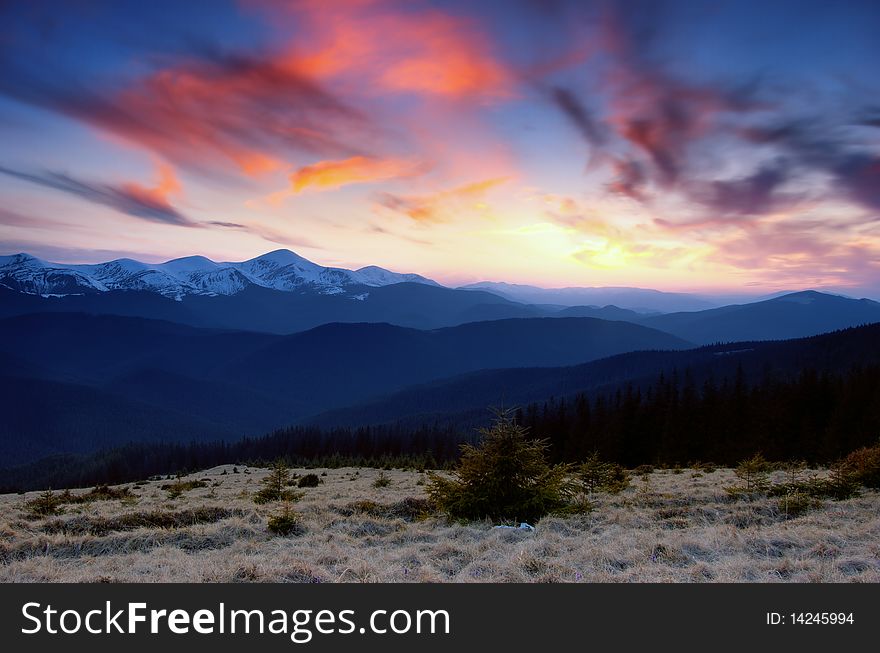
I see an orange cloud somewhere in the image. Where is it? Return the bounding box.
[0,162,191,226]
[290,156,424,193]
[120,163,182,208]
[19,0,511,185]
[376,177,509,223]
[53,49,367,179]
[267,0,512,100]
[377,15,509,98]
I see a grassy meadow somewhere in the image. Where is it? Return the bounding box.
[1,464,878,583]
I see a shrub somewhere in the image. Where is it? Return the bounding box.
[690,461,717,474]
[372,472,391,488]
[777,491,821,518]
[576,452,629,496]
[426,413,573,522]
[768,463,859,501]
[25,489,62,517]
[779,460,807,486]
[559,496,593,515]
[297,473,321,488]
[842,442,880,489]
[817,462,860,500]
[727,453,771,495]
[254,460,301,504]
[162,479,207,499]
[25,485,135,514]
[267,505,303,537]
[340,497,434,521]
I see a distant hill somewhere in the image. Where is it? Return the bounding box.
[459,281,717,312]
[225,317,691,410]
[7,322,880,491]
[639,291,880,344]
[0,375,238,467]
[555,305,647,321]
[0,313,690,465]
[307,322,880,430]
[0,282,547,333]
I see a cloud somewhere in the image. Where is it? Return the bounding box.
[367,223,432,246]
[0,0,512,188]
[536,0,880,232]
[858,107,880,128]
[0,47,370,178]
[558,212,692,270]
[600,31,761,195]
[376,177,509,223]
[0,241,171,264]
[540,2,766,205]
[705,218,880,287]
[606,157,649,202]
[549,86,607,149]
[257,0,512,101]
[0,164,192,225]
[743,120,880,212]
[289,156,426,193]
[206,220,319,249]
[0,208,78,231]
[687,162,796,219]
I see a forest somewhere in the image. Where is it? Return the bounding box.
[3,359,878,492]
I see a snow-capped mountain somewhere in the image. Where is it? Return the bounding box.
[0,250,440,299]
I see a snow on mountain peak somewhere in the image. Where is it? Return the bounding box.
[0,250,440,298]
[161,255,219,272]
[242,249,313,267]
[0,253,46,268]
[353,265,439,287]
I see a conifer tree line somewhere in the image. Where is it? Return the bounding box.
[2,362,878,491]
[0,424,471,492]
[516,363,880,466]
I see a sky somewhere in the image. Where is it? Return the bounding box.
[1,0,879,295]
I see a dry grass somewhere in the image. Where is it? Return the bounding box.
[0,465,877,582]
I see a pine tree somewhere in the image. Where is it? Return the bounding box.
[577,451,629,497]
[426,412,573,522]
[733,453,771,493]
[254,460,299,504]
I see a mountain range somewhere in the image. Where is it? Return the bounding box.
[638,290,880,345]
[2,247,880,472]
[0,250,437,299]
[0,312,689,465]
[308,322,880,430]
[459,281,718,312]
[3,250,880,338]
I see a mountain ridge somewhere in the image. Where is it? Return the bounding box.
[0,312,692,464]
[639,290,880,344]
[0,249,439,299]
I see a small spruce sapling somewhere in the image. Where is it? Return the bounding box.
[254,460,301,504]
